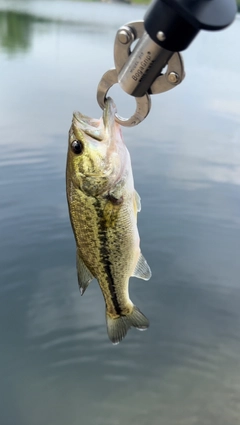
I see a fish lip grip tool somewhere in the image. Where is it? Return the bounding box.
[97,0,237,127]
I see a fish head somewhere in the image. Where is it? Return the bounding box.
[67,98,128,196]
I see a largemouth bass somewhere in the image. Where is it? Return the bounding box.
[66,98,151,344]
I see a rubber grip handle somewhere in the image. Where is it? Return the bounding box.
[144,0,237,51]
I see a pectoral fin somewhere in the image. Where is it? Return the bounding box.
[134,190,141,212]
[132,253,152,281]
[76,251,94,295]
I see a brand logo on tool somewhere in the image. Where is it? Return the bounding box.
[131,52,153,82]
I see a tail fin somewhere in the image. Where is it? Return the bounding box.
[106,306,149,345]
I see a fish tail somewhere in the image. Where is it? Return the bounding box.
[106,306,149,345]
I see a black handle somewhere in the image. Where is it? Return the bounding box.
[144,0,237,51]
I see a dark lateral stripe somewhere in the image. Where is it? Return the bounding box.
[94,199,122,315]
[103,259,122,316]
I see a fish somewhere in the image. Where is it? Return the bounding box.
[66,97,151,344]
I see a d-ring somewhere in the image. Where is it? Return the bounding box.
[97,68,151,127]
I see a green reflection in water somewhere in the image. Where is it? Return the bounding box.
[0,11,33,54]
[0,11,52,55]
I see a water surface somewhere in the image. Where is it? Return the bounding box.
[0,2,240,425]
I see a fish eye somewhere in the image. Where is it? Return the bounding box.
[71,140,84,155]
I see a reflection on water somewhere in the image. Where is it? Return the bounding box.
[0,11,33,53]
[0,10,58,55]
[0,3,240,425]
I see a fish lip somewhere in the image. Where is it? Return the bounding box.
[73,112,97,127]
[103,97,117,132]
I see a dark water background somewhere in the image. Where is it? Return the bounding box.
[0,2,240,424]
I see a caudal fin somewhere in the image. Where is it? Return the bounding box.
[106,306,149,345]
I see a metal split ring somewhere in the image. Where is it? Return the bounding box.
[97,68,151,127]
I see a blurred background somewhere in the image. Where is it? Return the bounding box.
[0,1,240,425]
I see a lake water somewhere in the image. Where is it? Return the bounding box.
[0,2,240,424]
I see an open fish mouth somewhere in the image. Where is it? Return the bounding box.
[73,98,117,142]
[73,112,104,141]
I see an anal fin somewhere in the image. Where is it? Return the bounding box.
[132,252,152,281]
[76,250,94,295]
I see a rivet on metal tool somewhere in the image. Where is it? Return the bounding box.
[167,71,180,84]
[117,28,132,44]
[156,31,166,41]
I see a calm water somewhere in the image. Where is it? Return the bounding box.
[1,2,240,424]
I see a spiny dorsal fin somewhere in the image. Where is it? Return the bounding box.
[76,250,94,295]
[135,190,141,212]
[132,253,152,281]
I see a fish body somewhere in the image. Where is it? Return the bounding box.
[66,98,151,344]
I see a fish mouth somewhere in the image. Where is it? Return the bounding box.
[73,112,104,141]
[73,97,117,142]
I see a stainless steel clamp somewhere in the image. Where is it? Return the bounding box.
[97,20,185,127]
